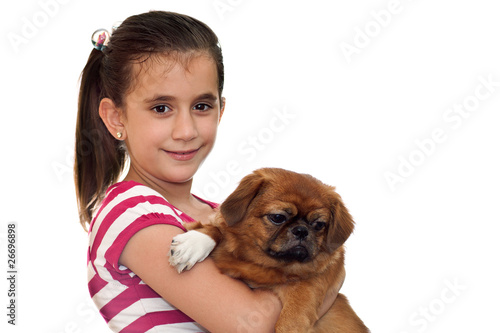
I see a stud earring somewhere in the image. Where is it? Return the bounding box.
[117,132,122,139]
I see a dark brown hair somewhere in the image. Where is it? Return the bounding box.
[74,11,224,229]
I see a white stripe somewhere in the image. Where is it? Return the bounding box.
[146,322,209,332]
[107,300,145,332]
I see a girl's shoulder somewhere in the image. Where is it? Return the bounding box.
[105,180,161,200]
[104,181,218,214]
[89,181,187,233]
[105,181,218,208]
[101,180,173,214]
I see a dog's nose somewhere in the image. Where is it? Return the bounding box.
[291,226,309,240]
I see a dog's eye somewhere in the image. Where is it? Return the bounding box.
[267,214,287,225]
[313,222,326,231]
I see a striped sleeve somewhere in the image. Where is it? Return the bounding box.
[89,182,187,275]
[87,181,208,332]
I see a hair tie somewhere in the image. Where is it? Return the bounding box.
[91,29,110,51]
[91,21,122,51]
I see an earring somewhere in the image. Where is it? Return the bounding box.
[117,132,122,139]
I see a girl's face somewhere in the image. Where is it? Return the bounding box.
[121,54,223,185]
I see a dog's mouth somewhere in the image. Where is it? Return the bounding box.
[267,245,310,263]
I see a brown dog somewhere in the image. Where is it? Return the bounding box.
[170,168,369,332]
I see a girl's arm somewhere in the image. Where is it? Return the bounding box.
[120,224,281,333]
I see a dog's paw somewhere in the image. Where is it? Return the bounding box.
[169,230,216,273]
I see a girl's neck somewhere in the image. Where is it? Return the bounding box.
[123,166,215,224]
[123,168,193,206]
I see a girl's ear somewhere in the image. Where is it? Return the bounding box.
[99,98,126,140]
[219,97,226,123]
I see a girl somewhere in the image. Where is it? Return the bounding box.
[75,10,340,332]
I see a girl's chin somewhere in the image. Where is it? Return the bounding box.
[159,169,197,185]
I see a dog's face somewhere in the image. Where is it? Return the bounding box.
[219,168,355,271]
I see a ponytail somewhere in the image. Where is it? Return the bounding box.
[74,49,126,229]
[74,11,224,230]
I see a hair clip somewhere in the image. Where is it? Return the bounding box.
[91,29,110,51]
[112,21,122,33]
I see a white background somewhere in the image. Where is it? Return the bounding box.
[1,0,499,332]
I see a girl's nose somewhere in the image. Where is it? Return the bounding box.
[172,110,198,141]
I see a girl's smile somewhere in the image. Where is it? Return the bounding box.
[164,148,201,161]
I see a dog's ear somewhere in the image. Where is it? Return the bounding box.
[326,189,355,252]
[220,170,265,226]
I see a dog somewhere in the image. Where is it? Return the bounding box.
[169,168,369,332]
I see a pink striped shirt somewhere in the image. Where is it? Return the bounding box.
[87,181,216,332]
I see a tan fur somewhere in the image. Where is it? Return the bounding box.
[187,168,369,332]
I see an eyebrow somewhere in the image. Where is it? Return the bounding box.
[143,93,218,104]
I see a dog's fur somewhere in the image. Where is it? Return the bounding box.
[170,168,369,332]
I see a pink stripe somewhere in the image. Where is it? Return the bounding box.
[88,274,108,298]
[88,247,102,285]
[193,194,219,209]
[99,287,139,322]
[89,181,139,233]
[121,310,194,332]
[99,284,167,323]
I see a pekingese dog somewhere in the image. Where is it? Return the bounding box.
[169,168,369,332]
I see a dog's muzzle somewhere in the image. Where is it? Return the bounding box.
[267,245,310,262]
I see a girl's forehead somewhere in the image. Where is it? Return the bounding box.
[126,53,219,101]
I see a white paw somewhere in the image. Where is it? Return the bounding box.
[169,230,216,273]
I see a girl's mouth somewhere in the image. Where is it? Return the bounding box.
[164,149,200,161]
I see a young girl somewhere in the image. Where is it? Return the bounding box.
[75,11,340,332]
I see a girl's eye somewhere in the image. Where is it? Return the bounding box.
[193,103,212,112]
[152,105,170,114]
